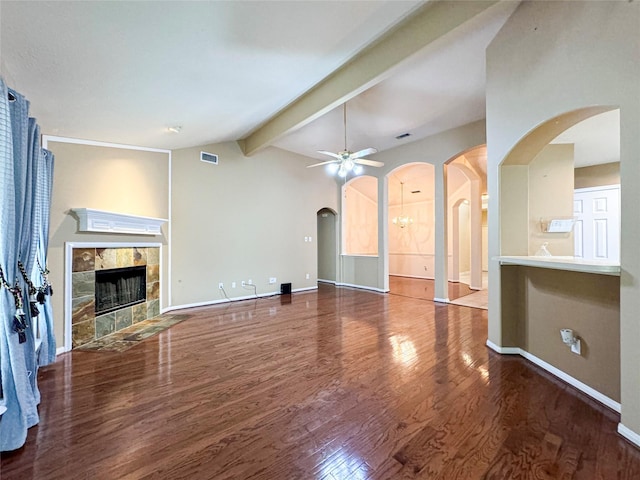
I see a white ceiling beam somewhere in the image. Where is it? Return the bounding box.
[239,0,501,156]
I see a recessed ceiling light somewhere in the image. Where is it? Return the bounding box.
[167,126,182,133]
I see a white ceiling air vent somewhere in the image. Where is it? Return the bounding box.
[200,151,218,165]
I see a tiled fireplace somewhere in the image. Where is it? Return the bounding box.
[70,246,160,348]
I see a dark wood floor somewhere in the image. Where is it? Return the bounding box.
[3,284,640,479]
[389,275,474,301]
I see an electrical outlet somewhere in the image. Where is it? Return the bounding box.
[231,282,236,288]
[241,281,246,287]
[218,283,223,289]
[269,277,276,284]
[248,279,253,285]
[305,273,310,280]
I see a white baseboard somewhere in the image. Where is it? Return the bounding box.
[433,297,450,304]
[317,279,336,284]
[485,340,621,413]
[618,423,640,448]
[163,286,319,313]
[485,339,519,354]
[335,282,388,293]
[56,346,69,356]
[293,286,319,293]
[163,293,274,311]
[389,273,434,281]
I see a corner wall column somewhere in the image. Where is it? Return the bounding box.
[470,178,483,290]
[434,163,449,302]
[378,175,389,291]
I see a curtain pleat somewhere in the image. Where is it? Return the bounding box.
[0,78,56,452]
[35,149,56,366]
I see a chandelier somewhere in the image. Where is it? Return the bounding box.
[392,182,413,228]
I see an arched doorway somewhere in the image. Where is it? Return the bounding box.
[446,145,487,308]
[386,163,435,300]
[317,208,338,284]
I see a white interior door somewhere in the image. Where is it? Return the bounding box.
[573,185,620,262]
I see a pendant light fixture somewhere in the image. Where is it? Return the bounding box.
[392,182,413,228]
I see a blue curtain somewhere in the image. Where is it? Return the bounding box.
[0,78,56,452]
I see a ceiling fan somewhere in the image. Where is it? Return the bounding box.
[307,103,384,177]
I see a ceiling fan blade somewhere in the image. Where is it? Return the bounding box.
[351,147,377,159]
[307,159,340,168]
[317,150,342,160]
[355,158,384,168]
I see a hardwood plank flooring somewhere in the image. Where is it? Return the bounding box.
[389,275,474,302]
[2,284,640,479]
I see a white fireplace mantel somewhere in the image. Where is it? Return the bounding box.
[71,208,168,235]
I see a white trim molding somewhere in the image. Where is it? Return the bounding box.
[618,423,640,449]
[163,286,319,313]
[42,135,171,154]
[293,286,320,293]
[433,297,450,304]
[486,340,520,355]
[71,208,168,236]
[485,340,621,413]
[335,282,388,293]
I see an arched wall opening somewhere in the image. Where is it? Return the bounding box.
[385,163,435,300]
[445,145,487,293]
[499,106,619,257]
[496,105,622,408]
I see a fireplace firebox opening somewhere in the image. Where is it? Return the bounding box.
[95,266,146,315]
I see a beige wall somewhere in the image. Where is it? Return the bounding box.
[486,0,639,433]
[528,144,574,256]
[47,141,170,346]
[341,255,379,289]
[500,165,529,256]
[502,266,620,401]
[575,162,620,189]
[170,142,337,306]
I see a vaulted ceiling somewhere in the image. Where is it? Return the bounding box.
[0,1,617,169]
[0,1,513,158]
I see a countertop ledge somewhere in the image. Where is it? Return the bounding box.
[496,256,620,276]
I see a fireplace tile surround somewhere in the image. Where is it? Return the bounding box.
[70,246,160,348]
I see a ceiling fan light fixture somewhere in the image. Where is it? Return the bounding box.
[344,158,355,171]
[309,103,383,177]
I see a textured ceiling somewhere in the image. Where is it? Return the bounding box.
[0,0,423,149]
[0,1,616,169]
